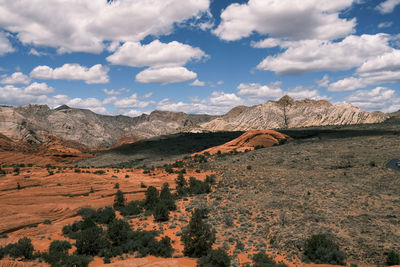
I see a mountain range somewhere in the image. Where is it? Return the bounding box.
[0,96,389,149]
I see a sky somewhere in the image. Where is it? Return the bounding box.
[0,0,399,116]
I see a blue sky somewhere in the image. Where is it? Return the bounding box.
[0,0,399,116]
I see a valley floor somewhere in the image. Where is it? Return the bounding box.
[0,119,399,266]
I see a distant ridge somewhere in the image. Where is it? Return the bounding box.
[197,96,388,132]
[0,96,389,148]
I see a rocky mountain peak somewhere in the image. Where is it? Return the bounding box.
[54,104,71,111]
[276,95,295,105]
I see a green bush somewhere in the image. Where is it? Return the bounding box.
[153,201,170,222]
[156,236,174,257]
[76,226,110,255]
[303,234,346,265]
[43,240,72,266]
[78,207,117,225]
[188,177,211,195]
[251,252,288,267]
[387,250,400,265]
[181,208,215,257]
[198,248,231,267]
[4,237,34,259]
[113,190,126,210]
[205,174,216,185]
[175,173,187,196]
[144,186,159,210]
[160,182,176,211]
[107,219,130,246]
[62,254,92,267]
[120,200,143,216]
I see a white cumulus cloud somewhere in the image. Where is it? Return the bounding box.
[107,40,207,67]
[0,0,210,53]
[190,79,206,86]
[237,83,283,98]
[376,0,400,13]
[1,72,31,84]
[213,0,356,41]
[257,34,392,75]
[113,94,150,109]
[0,32,14,55]
[328,49,400,91]
[345,87,400,112]
[30,64,109,84]
[24,82,54,95]
[135,66,197,84]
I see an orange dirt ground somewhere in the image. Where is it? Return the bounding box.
[0,131,354,267]
[0,164,211,266]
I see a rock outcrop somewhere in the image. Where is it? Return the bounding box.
[198,96,389,131]
[0,105,215,148]
[0,96,389,149]
[193,129,291,155]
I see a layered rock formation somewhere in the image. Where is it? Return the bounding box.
[0,105,215,148]
[193,129,291,155]
[198,96,388,131]
[0,96,389,149]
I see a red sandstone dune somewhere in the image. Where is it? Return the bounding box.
[193,129,291,156]
[0,134,92,166]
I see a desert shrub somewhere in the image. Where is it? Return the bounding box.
[205,174,216,185]
[63,206,174,261]
[122,230,165,257]
[78,207,116,225]
[4,237,34,259]
[156,236,173,257]
[62,255,92,267]
[175,173,187,196]
[224,214,234,227]
[113,190,126,210]
[96,207,116,225]
[251,252,288,267]
[81,217,97,231]
[153,201,169,222]
[49,240,71,255]
[62,221,83,239]
[188,177,211,195]
[114,182,119,189]
[77,208,97,219]
[160,182,176,211]
[303,234,346,265]
[120,200,143,216]
[144,186,159,210]
[93,170,105,175]
[76,225,109,255]
[42,240,72,266]
[387,250,400,265]
[107,219,130,246]
[181,208,216,257]
[140,182,147,188]
[198,248,231,267]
